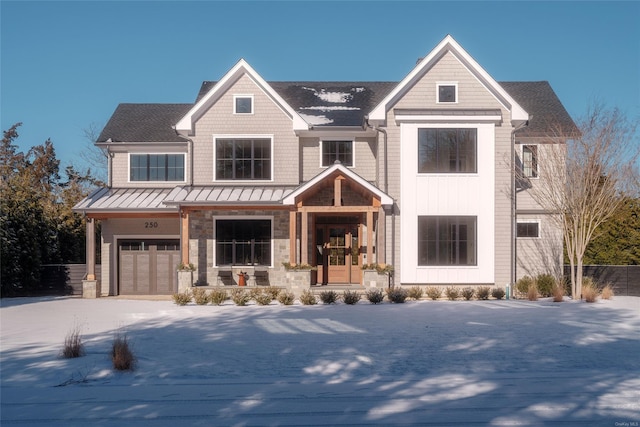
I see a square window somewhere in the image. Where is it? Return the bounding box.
[234,96,253,114]
[438,84,457,103]
[322,140,353,167]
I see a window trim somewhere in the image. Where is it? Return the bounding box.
[233,94,254,115]
[436,82,458,104]
[213,134,274,182]
[320,139,355,168]
[521,144,539,179]
[213,216,274,267]
[418,216,478,266]
[517,221,541,238]
[128,153,187,183]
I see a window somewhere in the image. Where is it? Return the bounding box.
[234,95,253,114]
[216,219,271,266]
[418,216,477,266]
[522,145,538,178]
[418,128,477,173]
[437,83,457,103]
[517,222,540,238]
[322,140,353,167]
[215,138,271,180]
[130,154,185,181]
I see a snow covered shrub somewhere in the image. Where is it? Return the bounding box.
[365,288,385,304]
[343,290,361,305]
[407,286,423,300]
[319,290,340,304]
[491,287,505,300]
[192,287,209,305]
[265,286,282,300]
[527,282,539,301]
[231,289,251,306]
[386,286,408,303]
[111,332,135,371]
[248,287,263,300]
[461,287,475,301]
[477,286,491,300]
[209,288,227,305]
[425,286,442,301]
[516,276,534,297]
[582,277,599,303]
[299,290,317,305]
[254,292,273,306]
[535,274,555,297]
[277,291,295,305]
[551,282,564,302]
[172,291,192,306]
[600,283,614,300]
[62,324,85,358]
[445,286,460,301]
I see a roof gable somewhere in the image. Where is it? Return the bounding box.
[174,59,308,134]
[368,35,528,126]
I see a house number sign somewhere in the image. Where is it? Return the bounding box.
[144,221,159,229]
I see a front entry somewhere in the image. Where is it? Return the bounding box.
[315,217,362,284]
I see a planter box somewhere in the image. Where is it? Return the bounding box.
[285,269,315,296]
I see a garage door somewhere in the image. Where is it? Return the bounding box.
[119,240,180,295]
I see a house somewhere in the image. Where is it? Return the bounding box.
[74,35,577,297]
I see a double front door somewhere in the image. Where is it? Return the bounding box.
[315,219,361,284]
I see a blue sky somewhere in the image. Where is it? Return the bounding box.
[2,1,639,172]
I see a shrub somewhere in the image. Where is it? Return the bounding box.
[248,287,263,300]
[365,288,385,304]
[299,290,317,305]
[342,290,361,305]
[209,288,228,305]
[265,287,282,300]
[407,286,424,300]
[527,282,539,301]
[230,289,251,306]
[516,276,534,296]
[192,287,209,305]
[536,274,555,297]
[277,291,295,305]
[600,283,614,300]
[461,287,475,301]
[172,291,192,306]
[62,325,85,359]
[477,286,491,300]
[445,286,460,301]
[111,332,135,371]
[319,290,340,304]
[582,277,599,303]
[386,287,408,303]
[551,282,564,302]
[254,292,273,306]
[425,286,442,301]
[491,287,505,300]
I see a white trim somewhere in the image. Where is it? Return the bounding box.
[127,153,187,184]
[233,94,254,115]
[212,134,274,183]
[213,216,274,268]
[394,114,502,124]
[319,138,355,168]
[436,81,458,104]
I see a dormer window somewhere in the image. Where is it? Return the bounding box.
[437,83,457,103]
[234,95,253,114]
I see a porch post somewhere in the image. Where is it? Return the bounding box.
[181,208,189,265]
[85,217,96,280]
[301,210,309,264]
[366,209,374,263]
[289,210,297,264]
[377,207,386,265]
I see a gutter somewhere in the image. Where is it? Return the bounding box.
[172,127,194,187]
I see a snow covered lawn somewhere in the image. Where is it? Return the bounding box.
[1,295,639,426]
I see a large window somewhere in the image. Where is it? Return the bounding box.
[418,128,477,173]
[322,140,353,167]
[418,216,477,266]
[522,145,538,178]
[215,138,271,180]
[215,219,271,266]
[130,154,185,181]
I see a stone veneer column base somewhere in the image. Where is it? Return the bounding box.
[82,280,100,298]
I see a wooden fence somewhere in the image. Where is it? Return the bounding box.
[564,265,640,296]
[40,264,101,296]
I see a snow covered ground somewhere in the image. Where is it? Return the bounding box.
[1,295,639,426]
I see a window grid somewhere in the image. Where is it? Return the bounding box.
[215,138,271,180]
[522,145,538,178]
[215,219,271,266]
[130,154,184,182]
[418,128,477,173]
[322,140,353,167]
[418,216,477,266]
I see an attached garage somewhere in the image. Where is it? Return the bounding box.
[118,240,180,295]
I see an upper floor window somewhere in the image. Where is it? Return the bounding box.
[418,128,477,173]
[517,221,540,238]
[437,83,457,103]
[522,145,538,178]
[418,216,477,266]
[215,137,271,180]
[234,95,253,114]
[322,140,353,167]
[130,154,185,182]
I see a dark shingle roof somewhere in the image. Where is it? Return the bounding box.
[97,103,193,143]
[97,81,577,143]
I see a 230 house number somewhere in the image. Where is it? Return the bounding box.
[144,221,159,229]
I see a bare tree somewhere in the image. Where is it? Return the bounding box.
[522,103,639,299]
[79,122,108,183]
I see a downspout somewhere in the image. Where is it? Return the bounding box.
[511,119,529,287]
[107,147,114,188]
[173,127,194,187]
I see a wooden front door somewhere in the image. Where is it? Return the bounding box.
[315,222,361,284]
